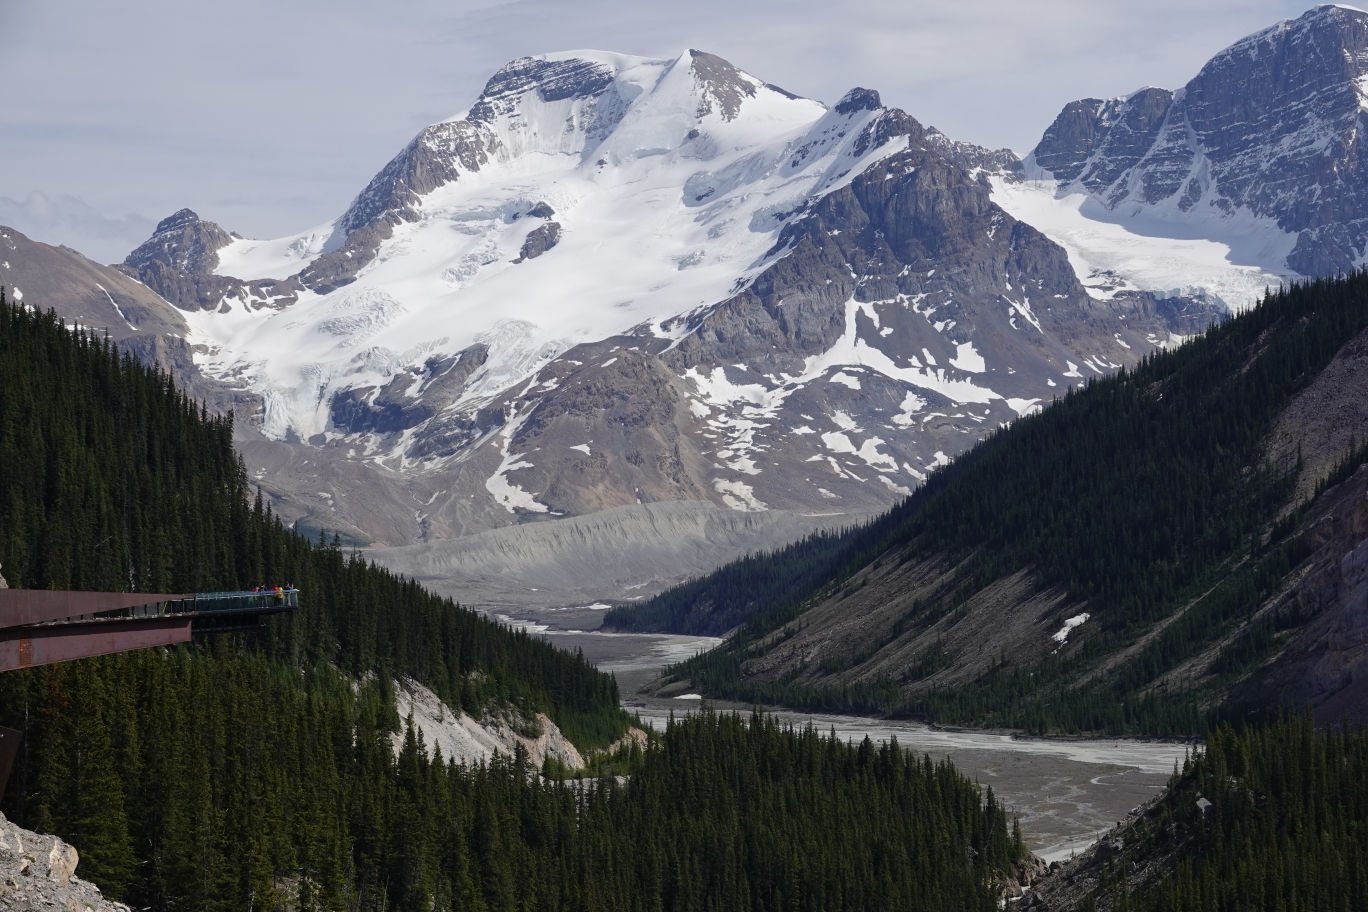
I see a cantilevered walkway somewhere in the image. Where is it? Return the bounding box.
[0,588,298,672]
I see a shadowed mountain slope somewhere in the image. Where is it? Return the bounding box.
[609,270,1368,733]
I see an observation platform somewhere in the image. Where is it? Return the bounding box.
[0,588,298,672]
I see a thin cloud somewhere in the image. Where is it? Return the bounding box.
[0,193,156,265]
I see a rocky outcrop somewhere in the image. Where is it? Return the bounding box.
[120,209,302,311]
[123,208,232,276]
[516,221,561,261]
[391,677,585,770]
[1030,5,1368,276]
[922,126,1023,179]
[1032,89,1174,194]
[0,812,126,912]
[329,372,436,436]
[688,50,759,121]
[1029,796,1166,912]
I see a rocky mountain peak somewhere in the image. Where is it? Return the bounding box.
[688,50,760,121]
[1026,3,1368,277]
[468,55,619,124]
[120,46,1217,557]
[1029,98,1106,181]
[120,208,305,312]
[125,208,232,276]
[922,127,1023,179]
[153,208,204,235]
[834,88,881,115]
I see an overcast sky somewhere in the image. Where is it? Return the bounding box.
[0,0,1318,263]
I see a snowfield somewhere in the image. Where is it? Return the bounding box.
[213,222,338,281]
[184,50,912,445]
[991,176,1294,313]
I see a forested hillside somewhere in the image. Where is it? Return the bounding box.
[1035,712,1368,912]
[611,272,1368,734]
[0,295,1025,910]
[0,293,623,745]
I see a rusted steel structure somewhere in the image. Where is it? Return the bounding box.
[0,588,298,673]
[0,588,299,799]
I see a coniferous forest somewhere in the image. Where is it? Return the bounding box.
[1054,712,1368,912]
[0,295,1026,910]
[1154,713,1368,912]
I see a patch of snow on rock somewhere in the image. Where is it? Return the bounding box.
[1051,612,1091,644]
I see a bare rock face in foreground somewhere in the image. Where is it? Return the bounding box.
[0,812,126,911]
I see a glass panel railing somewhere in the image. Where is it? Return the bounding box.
[187,590,298,615]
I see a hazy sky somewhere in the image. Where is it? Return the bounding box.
[0,0,1318,262]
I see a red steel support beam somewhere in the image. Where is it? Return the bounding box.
[0,590,191,629]
[0,618,192,672]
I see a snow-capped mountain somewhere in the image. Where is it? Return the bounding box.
[120,49,1209,560]
[995,5,1368,307]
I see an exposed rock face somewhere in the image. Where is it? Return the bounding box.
[329,370,436,436]
[1033,89,1175,190]
[469,56,618,122]
[391,677,585,770]
[1029,5,1368,276]
[0,812,126,911]
[689,50,759,121]
[516,221,561,261]
[922,127,1023,179]
[1230,462,1368,725]
[121,209,302,311]
[123,208,232,276]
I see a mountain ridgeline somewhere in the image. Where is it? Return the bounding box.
[608,270,1368,734]
[0,294,1027,910]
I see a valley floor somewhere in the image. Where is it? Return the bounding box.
[502,607,1189,863]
